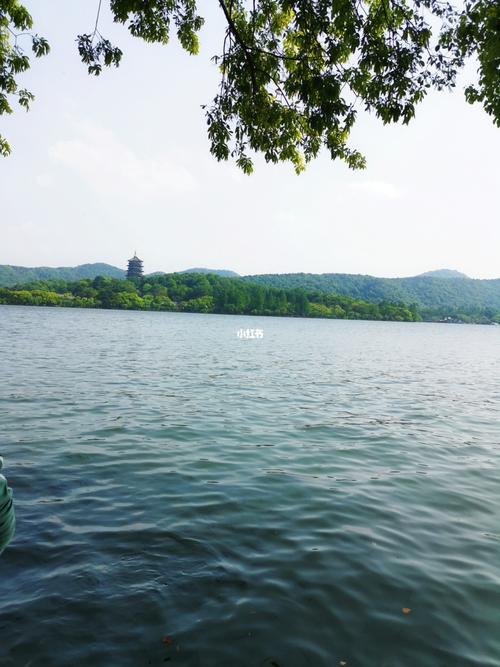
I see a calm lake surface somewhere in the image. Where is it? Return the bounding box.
[1,305,500,666]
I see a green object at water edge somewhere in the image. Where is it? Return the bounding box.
[0,457,15,554]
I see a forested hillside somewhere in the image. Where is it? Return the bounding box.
[0,264,241,286]
[3,265,500,312]
[0,273,420,322]
[244,273,500,309]
[0,263,124,286]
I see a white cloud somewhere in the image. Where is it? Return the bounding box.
[349,180,402,200]
[49,121,195,200]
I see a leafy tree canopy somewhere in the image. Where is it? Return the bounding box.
[3,272,500,323]
[0,272,424,321]
[1,0,499,170]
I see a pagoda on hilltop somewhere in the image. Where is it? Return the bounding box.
[126,252,144,279]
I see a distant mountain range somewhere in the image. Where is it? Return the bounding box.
[243,272,500,309]
[0,263,239,286]
[0,263,125,286]
[1,263,500,310]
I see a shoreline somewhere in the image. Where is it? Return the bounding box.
[1,302,497,326]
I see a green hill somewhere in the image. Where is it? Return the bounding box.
[3,264,500,312]
[177,268,240,277]
[0,273,420,322]
[418,269,469,279]
[0,264,240,286]
[243,272,500,309]
[0,263,125,287]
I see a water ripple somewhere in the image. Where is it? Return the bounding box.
[1,306,500,666]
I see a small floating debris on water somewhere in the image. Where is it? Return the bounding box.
[402,607,411,614]
[0,456,16,554]
[161,636,174,646]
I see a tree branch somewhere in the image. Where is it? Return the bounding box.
[218,0,258,94]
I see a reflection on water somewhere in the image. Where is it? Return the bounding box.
[1,305,500,666]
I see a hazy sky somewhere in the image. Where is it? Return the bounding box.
[1,1,499,278]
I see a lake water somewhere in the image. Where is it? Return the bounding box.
[1,305,500,666]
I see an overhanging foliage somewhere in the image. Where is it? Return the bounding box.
[1,0,499,169]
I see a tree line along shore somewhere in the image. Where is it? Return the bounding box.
[1,273,499,324]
